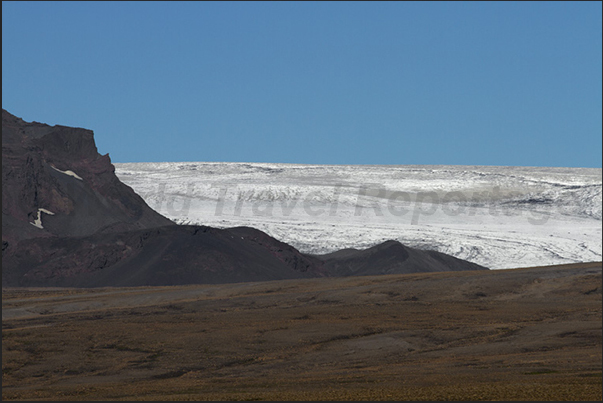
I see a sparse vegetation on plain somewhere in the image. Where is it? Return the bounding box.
[3,262,601,401]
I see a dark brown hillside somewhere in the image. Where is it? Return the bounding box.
[315,239,486,276]
[2,225,327,287]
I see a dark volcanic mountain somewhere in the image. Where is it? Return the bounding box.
[2,110,487,287]
[2,109,174,245]
[315,240,486,276]
[2,225,325,287]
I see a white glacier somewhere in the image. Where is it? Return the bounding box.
[114,162,602,270]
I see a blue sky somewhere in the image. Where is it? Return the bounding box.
[3,1,602,167]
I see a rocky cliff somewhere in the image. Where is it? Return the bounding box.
[2,109,174,246]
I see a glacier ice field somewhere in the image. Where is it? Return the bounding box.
[115,162,602,270]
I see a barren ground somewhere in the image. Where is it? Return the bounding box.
[2,262,602,401]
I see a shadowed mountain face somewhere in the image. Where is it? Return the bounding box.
[315,240,486,276]
[2,226,327,287]
[1,109,174,245]
[2,110,487,287]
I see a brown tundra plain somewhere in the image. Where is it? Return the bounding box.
[2,262,602,401]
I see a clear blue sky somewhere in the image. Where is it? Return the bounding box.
[3,1,602,167]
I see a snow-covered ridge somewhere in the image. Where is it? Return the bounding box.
[115,162,602,270]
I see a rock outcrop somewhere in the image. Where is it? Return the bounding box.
[314,240,486,276]
[2,109,174,245]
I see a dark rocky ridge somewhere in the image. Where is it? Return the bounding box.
[2,110,487,287]
[315,240,486,276]
[2,225,327,287]
[2,109,174,245]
